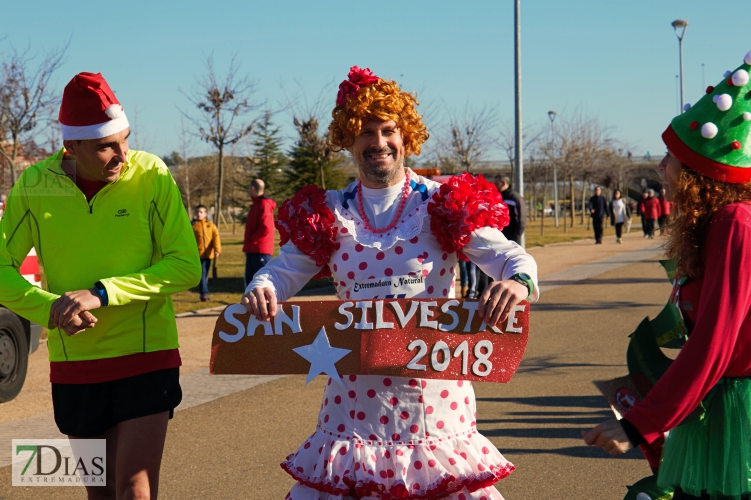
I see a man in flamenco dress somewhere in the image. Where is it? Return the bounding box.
[243,66,539,500]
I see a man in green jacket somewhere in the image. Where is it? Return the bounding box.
[0,72,200,499]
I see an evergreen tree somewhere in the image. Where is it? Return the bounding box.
[251,110,288,202]
[286,116,346,193]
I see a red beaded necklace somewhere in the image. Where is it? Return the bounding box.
[357,172,411,234]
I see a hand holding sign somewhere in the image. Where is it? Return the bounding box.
[210,298,530,384]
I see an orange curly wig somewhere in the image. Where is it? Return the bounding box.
[328,79,429,156]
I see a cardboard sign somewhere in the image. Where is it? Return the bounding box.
[210,299,529,384]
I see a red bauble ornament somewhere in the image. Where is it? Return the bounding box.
[732,140,742,150]
[728,78,734,86]
[690,121,699,130]
[706,86,715,94]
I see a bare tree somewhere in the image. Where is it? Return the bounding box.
[177,117,193,211]
[539,111,617,228]
[497,118,545,222]
[0,43,66,186]
[181,56,262,224]
[497,118,544,170]
[442,104,497,172]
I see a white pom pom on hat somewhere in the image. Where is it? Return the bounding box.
[745,50,751,65]
[733,69,750,86]
[716,94,733,111]
[104,104,125,119]
[744,112,751,121]
[701,122,719,139]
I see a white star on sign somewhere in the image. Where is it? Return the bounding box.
[293,327,351,384]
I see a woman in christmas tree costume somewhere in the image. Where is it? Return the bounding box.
[584,50,751,500]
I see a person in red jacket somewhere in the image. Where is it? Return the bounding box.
[658,187,674,235]
[584,50,751,499]
[637,189,649,237]
[642,188,661,238]
[243,179,277,287]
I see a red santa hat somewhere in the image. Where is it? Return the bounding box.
[58,72,129,140]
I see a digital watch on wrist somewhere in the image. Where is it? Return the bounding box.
[510,273,533,300]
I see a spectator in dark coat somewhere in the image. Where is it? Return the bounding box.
[658,187,674,235]
[243,179,277,287]
[494,175,526,244]
[588,186,610,244]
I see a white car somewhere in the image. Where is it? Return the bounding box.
[0,216,43,402]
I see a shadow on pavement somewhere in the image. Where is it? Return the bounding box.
[477,395,607,407]
[477,395,643,459]
[517,357,621,374]
[531,301,654,311]
[541,277,666,287]
[499,445,643,459]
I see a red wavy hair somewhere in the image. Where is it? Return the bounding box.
[666,166,751,279]
[328,79,429,156]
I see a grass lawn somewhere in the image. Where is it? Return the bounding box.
[524,215,643,247]
[172,231,271,315]
[173,216,644,314]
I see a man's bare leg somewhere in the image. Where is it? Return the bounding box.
[70,411,169,500]
[115,411,169,500]
[70,425,118,500]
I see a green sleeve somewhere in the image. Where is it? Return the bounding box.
[99,167,201,305]
[0,176,60,326]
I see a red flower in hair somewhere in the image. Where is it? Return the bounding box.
[348,66,379,86]
[276,185,338,279]
[336,66,379,106]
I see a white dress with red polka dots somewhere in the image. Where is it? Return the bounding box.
[249,170,538,499]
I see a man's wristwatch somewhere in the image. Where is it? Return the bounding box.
[509,273,534,300]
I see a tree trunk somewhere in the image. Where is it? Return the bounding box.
[184,163,191,213]
[540,173,547,236]
[231,162,236,235]
[216,144,225,229]
[562,175,568,234]
[9,135,20,187]
[569,174,575,228]
[580,179,587,225]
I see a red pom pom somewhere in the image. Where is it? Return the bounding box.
[276,185,338,279]
[728,78,734,86]
[689,121,699,130]
[427,173,510,255]
[706,86,715,94]
[732,140,742,150]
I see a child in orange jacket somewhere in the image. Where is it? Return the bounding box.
[192,205,222,301]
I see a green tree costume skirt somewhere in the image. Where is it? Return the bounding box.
[658,378,751,499]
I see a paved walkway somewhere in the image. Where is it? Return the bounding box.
[0,231,665,498]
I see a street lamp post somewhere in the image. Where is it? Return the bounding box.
[672,19,689,112]
[548,110,558,228]
[514,0,524,248]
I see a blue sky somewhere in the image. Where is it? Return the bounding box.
[4,0,750,159]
